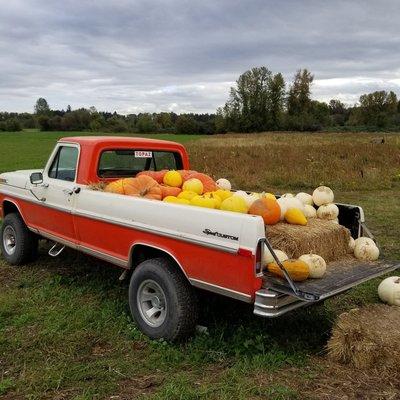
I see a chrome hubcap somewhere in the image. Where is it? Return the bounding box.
[3,226,16,255]
[137,280,167,327]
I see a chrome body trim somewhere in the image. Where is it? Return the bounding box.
[189,278,252,303]
[34,229,128,268]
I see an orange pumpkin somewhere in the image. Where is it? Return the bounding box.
[177,170,197,181]
[124,175,162,200]
[136,170,168,184]
[105,178,137,195]
[160,184,182,199]
[185,172,217,192]
[248,198,281,225]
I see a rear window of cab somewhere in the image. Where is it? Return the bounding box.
[97,149,183,178]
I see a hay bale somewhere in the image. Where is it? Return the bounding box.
[87,182,107,191]
[327,305,400,370]
[266,219,351,262]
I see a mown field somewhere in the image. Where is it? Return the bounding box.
[0,130,399,399]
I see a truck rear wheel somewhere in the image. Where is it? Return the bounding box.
[1,213,38,265]
[129,257,198,341]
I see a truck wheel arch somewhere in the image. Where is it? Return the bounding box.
[2,200,27,224]
[129,243,189,279]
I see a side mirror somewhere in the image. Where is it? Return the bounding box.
[30,172,43,185]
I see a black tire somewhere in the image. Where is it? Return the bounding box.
[0,213,38,265]
[129,257,198,342]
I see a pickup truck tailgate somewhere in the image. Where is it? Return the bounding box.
[263,259,400,301]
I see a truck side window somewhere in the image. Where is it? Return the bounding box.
[48,146,79,182]
[98,150,182,178]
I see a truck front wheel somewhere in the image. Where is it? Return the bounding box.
[129,257,198,341]
[1,213,38,265]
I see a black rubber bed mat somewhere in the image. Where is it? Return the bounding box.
[263,259,400,301]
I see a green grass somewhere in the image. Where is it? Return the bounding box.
[0,129,203,173]
[0,130,399,399]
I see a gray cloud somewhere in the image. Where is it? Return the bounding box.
[0,0,399,113]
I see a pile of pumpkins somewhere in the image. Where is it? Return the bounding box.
[104,171,380,261]
[263,250,327,282]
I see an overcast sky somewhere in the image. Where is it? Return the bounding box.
[1,0,399,114]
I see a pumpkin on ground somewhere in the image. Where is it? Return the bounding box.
[160,185,182,199]
[137,170,168,184]
[267,259,310,282]
[163,170,183,187]
[248,198,281,225]
[220,196,248,214]
[185,172,217,192]
[284,208,307,225]
[122,175,162,200]
[378,277,400,306]
[298,254,327,278]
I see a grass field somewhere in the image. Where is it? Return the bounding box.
[0,130,400,399]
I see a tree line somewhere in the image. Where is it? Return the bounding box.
[1,66,400,134]
[217,67,400,132]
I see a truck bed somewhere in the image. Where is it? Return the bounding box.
[262,258,400,301]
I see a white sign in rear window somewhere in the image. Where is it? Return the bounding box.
[134,151,153,158]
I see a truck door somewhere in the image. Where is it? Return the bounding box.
[29,144,80,243]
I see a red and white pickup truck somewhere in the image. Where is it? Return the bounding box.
[0,136,398,341]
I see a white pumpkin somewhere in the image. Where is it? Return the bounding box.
[378,276,400,306]
[262,246,288,266]
[348,237,355,252]
[312,186,334,206]
[317,203,339,220]
[281,193,294,198]
[354,239,379,261]
[303,204,317,218]
[299,254,327,278]
[295,192,314,206]
[354,237,375,248]
[277,197,305,220]
[216,178,231,191]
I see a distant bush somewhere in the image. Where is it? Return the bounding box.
[4,118,22,131]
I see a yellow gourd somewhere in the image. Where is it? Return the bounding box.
[214,189,233,201]
[267,259,310,282]
[190,195,216,209]
[284,208,307,225]
[163,170,183,187]
[178,190,198,201]
[203,192,222,209]
[220,196,248,213]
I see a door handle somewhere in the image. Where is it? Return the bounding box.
[63,189,73,196]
